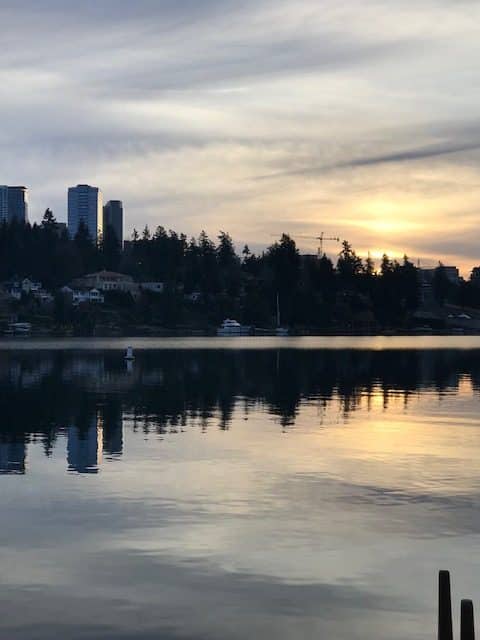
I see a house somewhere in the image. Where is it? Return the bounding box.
[33,289,54,304]
[71,270,135,294]
[140,282,164,294]
[3,278,43,300]
[61,286,104,305]
[20,278,42,294]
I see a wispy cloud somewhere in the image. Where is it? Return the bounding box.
[256,140,480,179]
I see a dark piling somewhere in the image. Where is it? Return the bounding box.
[439,570,454,640]
[461,599,475,640]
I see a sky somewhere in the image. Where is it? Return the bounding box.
[1,0,480,273]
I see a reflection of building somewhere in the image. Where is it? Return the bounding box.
[68,184,103,242]
[67,418,103,474]
[102,418,123,458]
[0,439,26,474]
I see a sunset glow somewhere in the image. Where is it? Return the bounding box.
[1,1,480,272]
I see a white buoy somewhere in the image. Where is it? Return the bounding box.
[125,346,135,361]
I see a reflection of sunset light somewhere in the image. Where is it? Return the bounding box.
[458,375,473,397]
[368,386,386,410]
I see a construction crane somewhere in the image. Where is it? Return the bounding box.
[296,232,340,258]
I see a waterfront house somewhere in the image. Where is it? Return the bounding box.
[140,282,165,294]
[71,270,135,294]
[61,286,105,305]
[3,277,43,300]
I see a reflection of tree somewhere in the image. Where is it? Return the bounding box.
[0,348,479,469]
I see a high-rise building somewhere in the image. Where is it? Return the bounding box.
[0,186,7,223]
[103,200,124,248]
[8,186,29,223]
[0,185,29,223]
[68,184,103,242]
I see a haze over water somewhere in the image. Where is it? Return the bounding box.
[1,337,480,639]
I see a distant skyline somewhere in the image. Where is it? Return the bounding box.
[1,1,480,272]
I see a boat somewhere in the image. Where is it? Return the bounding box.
[275,293,289,336]
[412,325,433,334]
[6,322,32,336]
[217,319,251,336]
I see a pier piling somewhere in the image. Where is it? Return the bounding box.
[461,599,475,640]
[439,570,454,640]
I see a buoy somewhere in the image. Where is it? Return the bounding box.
[125,346,135,361]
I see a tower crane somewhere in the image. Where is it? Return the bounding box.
[296,232,340,258]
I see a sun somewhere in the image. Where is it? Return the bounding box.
[354,200,423,236]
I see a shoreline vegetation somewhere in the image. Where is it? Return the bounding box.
[2,210,480,337]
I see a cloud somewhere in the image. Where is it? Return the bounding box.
[1,0,480,268]
[336,141,480,169]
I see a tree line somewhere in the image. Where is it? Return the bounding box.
[1,210,480,329]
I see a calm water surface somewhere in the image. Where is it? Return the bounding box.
[1,337,480,639]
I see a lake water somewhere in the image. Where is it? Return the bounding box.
[1,337,480,640]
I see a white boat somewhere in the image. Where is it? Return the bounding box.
[6,322,32,336]
[124,346,135,360]
[217,319,251,336]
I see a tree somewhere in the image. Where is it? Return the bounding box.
[364,254,375,278]
[74,221,98,274]
[41,208,57,229]
[337,241,363,283]
[380,254,393,276]
[217,232,237,269]
[100,224,122,271]
[266,234,300,324]
[217,231,241,297]
[198,231,219,295]
[433,263,450,305]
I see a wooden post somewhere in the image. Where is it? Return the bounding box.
[461,599,475,640]
[439,570,454,640]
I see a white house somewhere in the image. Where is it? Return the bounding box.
[33,289,54,304]
[140,282,165,294]
[21,278,42,294]
[61,286,104,305]
[72,270,135,293]
[4,278,43,300]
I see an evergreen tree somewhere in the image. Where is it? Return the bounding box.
[337,240,363,283]
[100,224,122,271]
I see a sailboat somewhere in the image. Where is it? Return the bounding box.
[275,293,289,336]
